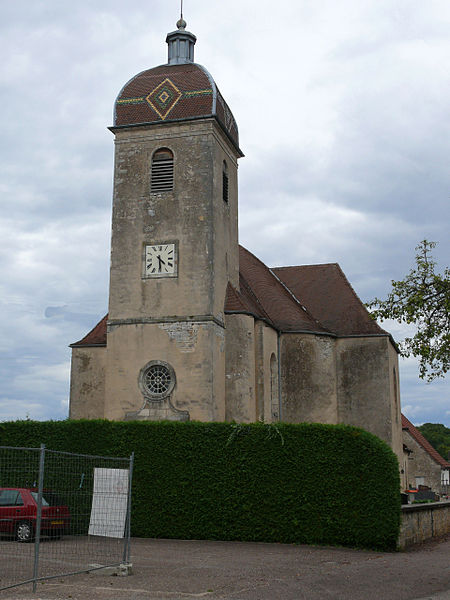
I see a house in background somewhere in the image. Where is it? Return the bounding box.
[402,414,450,495]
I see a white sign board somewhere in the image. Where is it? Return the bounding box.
[442,469,449,485]
[88,468,129,538]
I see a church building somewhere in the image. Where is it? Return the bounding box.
[69,18,403,468]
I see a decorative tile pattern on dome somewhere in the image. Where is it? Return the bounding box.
[117,88,212,108]
[183,89,213,97]
[145,78,182,120]
[117,96,146,105]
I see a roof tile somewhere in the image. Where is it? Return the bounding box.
[70,315,107,348]
[272,263,387,336]
[402,414,450,468]
[231,246,329,333]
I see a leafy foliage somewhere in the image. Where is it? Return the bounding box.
[368,240,450,381]
[0,420,401,550]
[417,423,450,461]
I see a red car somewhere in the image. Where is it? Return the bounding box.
[0,488,70,542]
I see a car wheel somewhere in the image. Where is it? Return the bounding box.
[16,521,33,542]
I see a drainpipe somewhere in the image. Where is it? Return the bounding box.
[277,330,282,422]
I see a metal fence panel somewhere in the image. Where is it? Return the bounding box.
[0,445,133,593]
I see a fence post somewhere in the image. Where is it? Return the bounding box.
[123,452,134,565]
[32,444,46,592]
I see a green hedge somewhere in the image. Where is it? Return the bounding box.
[0,420,400,550]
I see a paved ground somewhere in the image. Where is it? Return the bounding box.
[1,535,450,600]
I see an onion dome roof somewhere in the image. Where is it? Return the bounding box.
[112,19,241,153]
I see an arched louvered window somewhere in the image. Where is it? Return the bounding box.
[151,148,174,193]
[222,160,229,202]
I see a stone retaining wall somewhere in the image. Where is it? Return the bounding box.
[399,500,450,549]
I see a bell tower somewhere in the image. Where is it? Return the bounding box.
[103,19,243,421]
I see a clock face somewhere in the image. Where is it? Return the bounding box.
[144,243,177,278]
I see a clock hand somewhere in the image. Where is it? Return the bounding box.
[157,255,166,271]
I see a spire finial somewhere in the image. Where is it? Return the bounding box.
[177,0,186,30]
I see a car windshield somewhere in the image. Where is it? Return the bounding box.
[30,491,64,506]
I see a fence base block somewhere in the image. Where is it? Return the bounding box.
[88,563,133,576]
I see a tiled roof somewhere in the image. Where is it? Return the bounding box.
[113,63,241,152]
[224,282,255,315]
[402,414,450,468]
[225,246,330,333]
[272,263,388,337]
[70,315,107,348]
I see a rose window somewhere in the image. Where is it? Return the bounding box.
[139,361,176,399]
[144,364,171,396]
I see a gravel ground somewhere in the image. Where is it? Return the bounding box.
[1,534,449,600]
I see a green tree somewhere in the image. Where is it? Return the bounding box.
[368,240,450,381]
[417,423,450,461]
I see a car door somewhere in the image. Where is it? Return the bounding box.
[0,489,25,535]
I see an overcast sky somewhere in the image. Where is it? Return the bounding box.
[1,0,449,426]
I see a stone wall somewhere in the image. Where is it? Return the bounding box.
[399,501,450,549]
[224,313,256,422]
[104,319,225,421]
[280,333,338,424]
[336,337,392,446]
[256,323,279,424]
[69,346,106,419]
